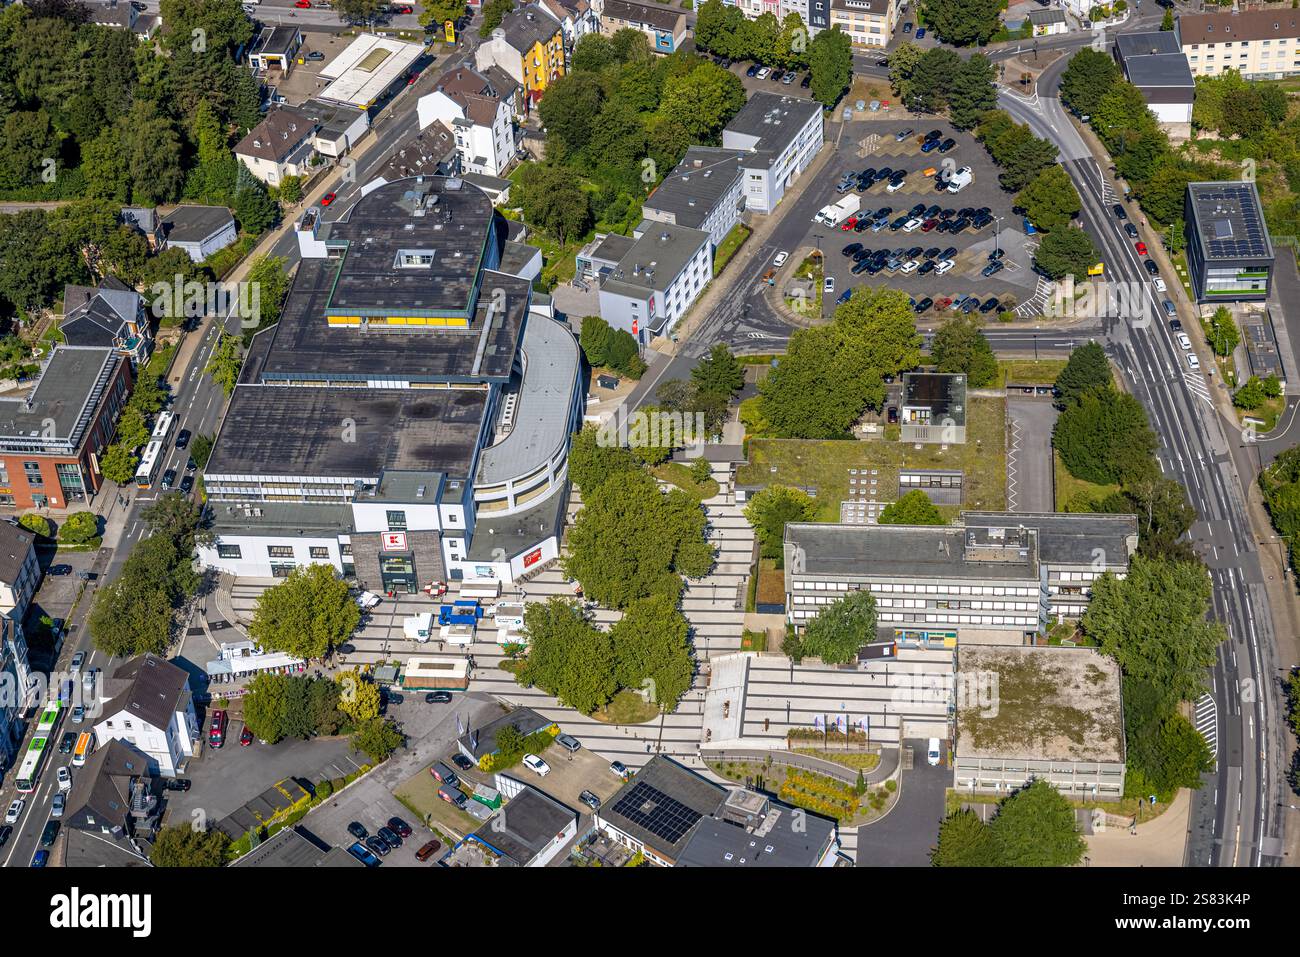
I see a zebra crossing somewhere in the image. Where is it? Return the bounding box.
[1015,275,1053,318]
[1182,372,1214,406]
[1194,692,1218,762]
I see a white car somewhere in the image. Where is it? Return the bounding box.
[5,799,23,824]
[902,217,923,232]
[1177,333,1192,351]
[900,260,920,274]
[51,793,65,818]
[522,753,550,777]
[756,67,771,79]
[927,738,942,767]
[1187,353,1201,370]
[885,178,907,193]
[69,652,85,675]
[773,251,789,267]
[57,766,72,792]
[823,277,835,294]
[355,591,381,611]
[934,259,955,275]
[1153,278,1167,293]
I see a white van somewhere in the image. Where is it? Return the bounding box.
[926,738,942,766]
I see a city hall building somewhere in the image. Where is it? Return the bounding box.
[197,175,583,589]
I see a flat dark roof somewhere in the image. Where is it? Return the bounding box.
[206,385,485,480]
[644,147,745,230]
[467,784,576,865]
[1123,53,1194,89]
[677,805,836,867]
[0,346,118,445]
[964,512,1138,567]
[164,204,234,244]
[724,92,822,151]
[1187,181,1274,261]
[903,372,966,426]
[600,756,726,860]
[784,522,1040,582]
[247,265,528,383]
[1115,30,1181,59]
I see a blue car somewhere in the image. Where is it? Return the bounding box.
[346,841,381,867]
[31,850,48,868]
[916,28,926,39]
[920,139,939,153]
[836,289,853,305]
[1023,217,1038,235]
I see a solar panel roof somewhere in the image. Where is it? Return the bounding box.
[610,781,705,846]
[1189,182,1273,260]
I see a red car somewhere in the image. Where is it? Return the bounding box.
[841,218,856,231]
[1135,241,1148,255]
[395,4,414,12]
[209,710,227,749]
[321,192,337,206]
[407,73,418,86]
[239,727,254,747]
[294,0,310,8]
[936,296,953,310]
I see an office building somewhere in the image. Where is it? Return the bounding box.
[1114,31,1195,126]
[1184,181,1274,302]
[722,92,824,213]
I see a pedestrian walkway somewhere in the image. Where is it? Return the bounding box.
[1082,788,1191,867]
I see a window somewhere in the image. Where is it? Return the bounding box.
[309,546,329,559]
[23,461,42,487]
[217,544,242,559]
[396,250,434,268]
[267,545,294,558]
[386,510,407,530]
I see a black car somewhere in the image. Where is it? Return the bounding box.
[377,825,402,848]
[425,691,452,703]
[48,564,72,576]
[908,203,927,218]
[979,297,1001,314]
[579,790,602,811]
[988,248,1005,261]
[915,297,934,313]
[874,167,894,183]
[924,247,941,259]
[40,820,59,848]
[982,261,1005,278]
[851,258,873,275]
[365,835,390,857]
[924,205,942,219]
[1144,259,1160,276]
[161,469,176,489]
[800,73,811,88]
[890,216,908,230]
[853,218,872,232]
[186,457,197,473]
[956,207,974,220]
[938,138,957,153]
[450,753,474,771]
[1113,203,1127,220]
[918,260,936,276]
[179,474,194,494]
[59,731,76,754]
[904,246,923,259]
[842,242,863,257]
[860,168,877,183]
[745,63,760,77]
[1170,318,1183,331]
[925,129,942,142]
[940,208,955,219]
[348,821,369,840]
[874,206,892,220]
[951,218,971,233]
[175,429,191,450]
[940,247,958,261]
[388,817,413,839]
[0,825,11,848]
[1125,222,1139,238]
[164,778,191,791]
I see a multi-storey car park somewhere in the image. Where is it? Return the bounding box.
[197,175,583,589]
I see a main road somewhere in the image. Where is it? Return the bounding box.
[999,48,1290,866]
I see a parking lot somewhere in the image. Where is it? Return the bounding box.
[801,120,1048,319]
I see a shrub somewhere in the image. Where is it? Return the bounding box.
[18,513,53,538]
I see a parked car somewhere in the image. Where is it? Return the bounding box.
[450,753,474,771]
[1177,333,1192,351]
[161,469,176,489]
[773,251,789,267]
[1135,241,1148,256]
[377,825,402,848]
[1144,259,1160,276]
[522,753,550,777]
[914,297,933,314]
[1125,222,1139,238]
[801,73,811,88]
[895,128,914,142]
[915,27,926,38]
[51,794,65,818]
[579,790,602,811]
[70,651,85,673]
[388,817,412,839]
[556,733,582,754]
[365,835,390,857]
[0,825,11,847]
[346,841,380,867]
[938,138,957,153]
[306,51,326,61]
[5,799,23,824]
[41,820,59,847]
[164,778,191,791]
[781,71,797,84]
[1163,300,1177,318]
[1113,203,1127,220]
[1187,353,1201,370]
[438,787,468,808]
[903,21,913,32]
[425,691,452,703]
[209,709,227,748]
[979,297,1001,314]
[415,839,443,862]
[842,242,862,257]
[59,731,76,754]
[294,0,311,7]
[982,260,1004,278]
[57,766,72,792]
[240,726,253,747]
[179,474,194,494]
[610,760,631,781]
[347,821,368,840]
[175,429,191,450]
[429,761,460,788]
[756,66,771,79]
[48,564,72,576]
[31,850,49,868]
[71,705,85,723]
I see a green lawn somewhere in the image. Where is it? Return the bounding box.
[713,222,751,277]
[591,690,659,725]
[1053,450,1119,511]
[737,396,1008,521]
[1235,394,1285,435]
[997,358,1067,388]
[756,558,785,605]
[651,461,719,500]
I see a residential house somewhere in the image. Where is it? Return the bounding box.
[1114,31,1195,126]
[417,65,520,176]
[475,5,566,106]
[88,0,158,40]
[722,92,824,213]
[247,24,304,78]
[93,653,200,779]
[0,346,134,510]
[60,276,152,368]
[828,0,897,48]
[1028,8,1068,37]
[162,205,239,263]
[729,0,831,34]
[235,107,319,187]
[62,739,162,857]
[538,0,601,60]
[599,0,689,54]
[1177,9,1300,80]
[120,207,163,251]
[299,99,371,159]
[0,519,40,621]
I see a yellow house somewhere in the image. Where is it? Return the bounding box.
[474,4,566,107]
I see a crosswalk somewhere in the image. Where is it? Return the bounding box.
[1194,692,1218,762]
[1015,276,1053,318]
[1182,372,1214,406]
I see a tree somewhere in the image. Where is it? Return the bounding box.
[59,510,99,545]
[189,433,214,468]
[242,671,293,744]
[99,444,139,485]
[141,492,205,550]
[745,485,818,562]
[1016,166,1081,233]
[564,468,713,609]
[1054,386,1157,486]
[335,668,380,723]
[537,72,605,157]
[932,809,1001,866]
[1055,341,1111,404]
[249,563,361,659]
[566,424,642,495]
[517,597,617,713]
[1207,306,1239,357]
[479,0,514,37]
[920,0,1001,47]
[930,314,998,387]
[610,594,694,711]
[887,41,924,105]
[1122,676,1214,799]
[418,0,466,31]
[518,163,591,244]
[989,779,1087,867]
[1032,227,1099,281]
[907,48,960,113]
[691,343,744,403]
[277,174,303,206]
[659,62,746,143]
[948,54,997,130]
[693,0,730,52]
[800,589,877,665]
[17,513,52,538]
[1058,48,1121,118]
[1082,555,1228,710]
[1263,374,1283,399]
[205,333,243,395]
[117,101,185,206]
[1161,7,1174,30]
[807,25,852,108]
[1235,376,1266,410]
[241,254,291,334]
[351,716,404,762]
[234,172,277,235]
[88,565,175,657]
[878,489,945,525]
[150,824,230,867]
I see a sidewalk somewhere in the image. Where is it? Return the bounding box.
[1083,789,1190,866]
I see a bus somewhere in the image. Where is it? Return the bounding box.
[72,731,94,768]
[134,440,164,489]
[151,410,177,444]
[15,702,62,793]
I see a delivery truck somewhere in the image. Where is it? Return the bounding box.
[815,194,861,227]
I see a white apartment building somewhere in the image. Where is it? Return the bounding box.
[1177,9,1300,80]
[828,0,897,48]
[726,0,831,33]
[641,147,746,251]
[721,92,825,214]
[93,654,199,779]
[596,222,712,347]
[417,66,519,177]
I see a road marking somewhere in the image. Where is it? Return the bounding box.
[1195,692,1218,762]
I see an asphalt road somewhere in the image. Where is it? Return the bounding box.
[1001,46,1289,867]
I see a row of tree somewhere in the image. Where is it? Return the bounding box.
[579,315,645,380]
[241,668,403,761]
[516,594,693,713]
[887,43,997,128]
[933,779,1087,866]
[918,0,1004,48]
[694,1,853,107]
